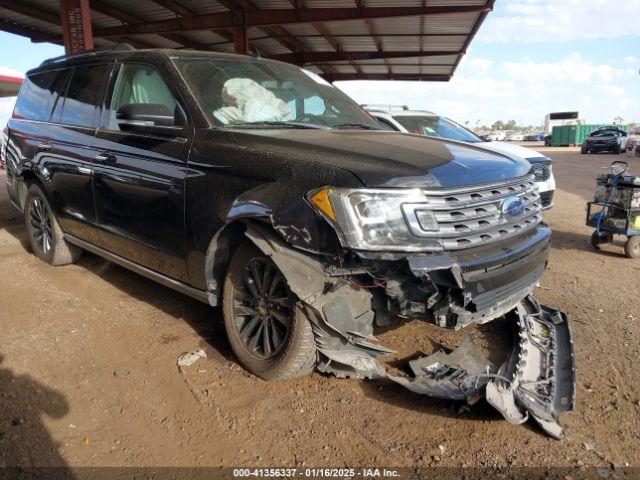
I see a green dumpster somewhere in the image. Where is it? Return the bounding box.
[551,124,628,146]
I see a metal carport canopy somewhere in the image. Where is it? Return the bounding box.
[0,0,494,82]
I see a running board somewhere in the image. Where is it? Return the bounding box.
[64,235,217,307]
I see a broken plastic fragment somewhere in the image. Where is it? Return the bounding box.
[388,337,496,403]
[177,349,207,367]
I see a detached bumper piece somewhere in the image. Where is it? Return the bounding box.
[390,295,575,439]
[486,297,575,439]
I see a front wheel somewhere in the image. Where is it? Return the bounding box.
[222,241,317,381]
[24,184,81,265]
[625,236,640,259]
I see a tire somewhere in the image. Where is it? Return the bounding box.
[24,184,81,266]
[624,236,640,259]
[581,144,587,154]
[591,231,611,250]
[222,240,317,381]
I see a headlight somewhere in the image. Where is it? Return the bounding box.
[308,187,440,251]
[530,163,550,182]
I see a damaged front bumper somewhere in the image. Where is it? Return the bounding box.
[389,296,575,439]
[245,223,575,438]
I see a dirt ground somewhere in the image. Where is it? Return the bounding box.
[0,147,639,471]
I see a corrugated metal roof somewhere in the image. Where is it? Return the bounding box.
[0,0,494,81]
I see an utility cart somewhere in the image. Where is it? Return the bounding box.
[587,161,640,258]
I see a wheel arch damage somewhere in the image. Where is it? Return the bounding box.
[199,180,342,299]
[244,223,391,379]
[244,223,576,438]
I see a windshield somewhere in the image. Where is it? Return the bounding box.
[591,130,616,137]
[174,57,379,129]
[392,115,483,143]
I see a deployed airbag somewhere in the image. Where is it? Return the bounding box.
[214,78,292,124]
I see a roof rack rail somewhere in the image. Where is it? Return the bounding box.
[361,104,410,111]
[40,43,136,67]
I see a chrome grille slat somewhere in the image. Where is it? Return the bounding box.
[404,175,543,250]
[434,194,539,223]
[423,184,539,210]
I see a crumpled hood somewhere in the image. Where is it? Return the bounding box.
[481,141,550,162]
[231,129,532,188]
[586,134,617,141]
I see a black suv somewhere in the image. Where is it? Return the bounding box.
[2,46,574,437]
[581,128,627,154]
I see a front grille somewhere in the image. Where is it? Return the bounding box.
[404,175,542,250]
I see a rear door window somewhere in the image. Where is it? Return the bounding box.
[58,64,110,128]
[50,69,72,123]
[13,70,62,121]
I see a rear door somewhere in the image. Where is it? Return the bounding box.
[92,61,192,281]
[37,62,111,243]
[6,69,62,208]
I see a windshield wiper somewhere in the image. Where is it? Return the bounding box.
[226,121,327,130]
[332,122,381,130]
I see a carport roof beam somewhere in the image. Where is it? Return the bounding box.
[93,5,490,37]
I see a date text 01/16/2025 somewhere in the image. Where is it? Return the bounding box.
[233,468,400,478]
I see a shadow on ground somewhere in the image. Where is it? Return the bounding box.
[0,354,74,477]
[552,228,628,257]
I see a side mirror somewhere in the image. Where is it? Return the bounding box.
[116,103,184,136]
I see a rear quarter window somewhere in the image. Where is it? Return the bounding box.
[13,70,61,121]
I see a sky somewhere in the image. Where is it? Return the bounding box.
[0,0,639,128]
[337,0,640,127]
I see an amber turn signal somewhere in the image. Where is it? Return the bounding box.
[309,187,336,221]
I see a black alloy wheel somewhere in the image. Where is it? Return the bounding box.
[222,241,317,380]
[28,195,53,259]
[232,256,292,359]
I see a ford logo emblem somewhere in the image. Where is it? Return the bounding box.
[501,196,525,219]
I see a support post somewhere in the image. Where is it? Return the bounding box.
[234,28,249,55]
[60,0,94,55]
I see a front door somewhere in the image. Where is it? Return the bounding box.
[93,62,192,282]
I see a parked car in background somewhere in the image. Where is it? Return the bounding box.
[367,106,556,209]
[581,128,628,154]
[523,132,542,142]
[4,48,574,437]
[507,132,525,142]
[486,131,507,141]
[626,129,640,152]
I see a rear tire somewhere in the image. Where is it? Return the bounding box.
[24,184,81,266]
[624,236,640,259]
[222,241,317,381]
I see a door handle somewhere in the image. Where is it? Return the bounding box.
[38,141,52,151]
[95,152,116,165]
